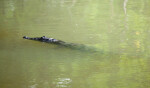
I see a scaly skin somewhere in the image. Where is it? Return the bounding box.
[23,36,66,45]
[23,36,97,52]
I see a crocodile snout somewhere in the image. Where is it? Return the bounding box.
[23,36,28,39]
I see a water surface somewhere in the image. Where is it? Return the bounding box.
[0,0,150,88]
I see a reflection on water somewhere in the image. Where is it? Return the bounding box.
[0,0,150,88]
[123,0,128,15]
[55,78,72,87]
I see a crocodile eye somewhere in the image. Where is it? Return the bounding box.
[41,36,44,39]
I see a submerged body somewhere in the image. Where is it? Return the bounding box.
[23,36,96,52]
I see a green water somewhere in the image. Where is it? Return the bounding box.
[0,0,150,88]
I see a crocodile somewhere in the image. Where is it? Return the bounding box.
[23,36,97,52]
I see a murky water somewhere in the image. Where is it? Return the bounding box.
[0,0,150,88]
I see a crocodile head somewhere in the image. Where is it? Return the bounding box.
[23,36,59,42]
